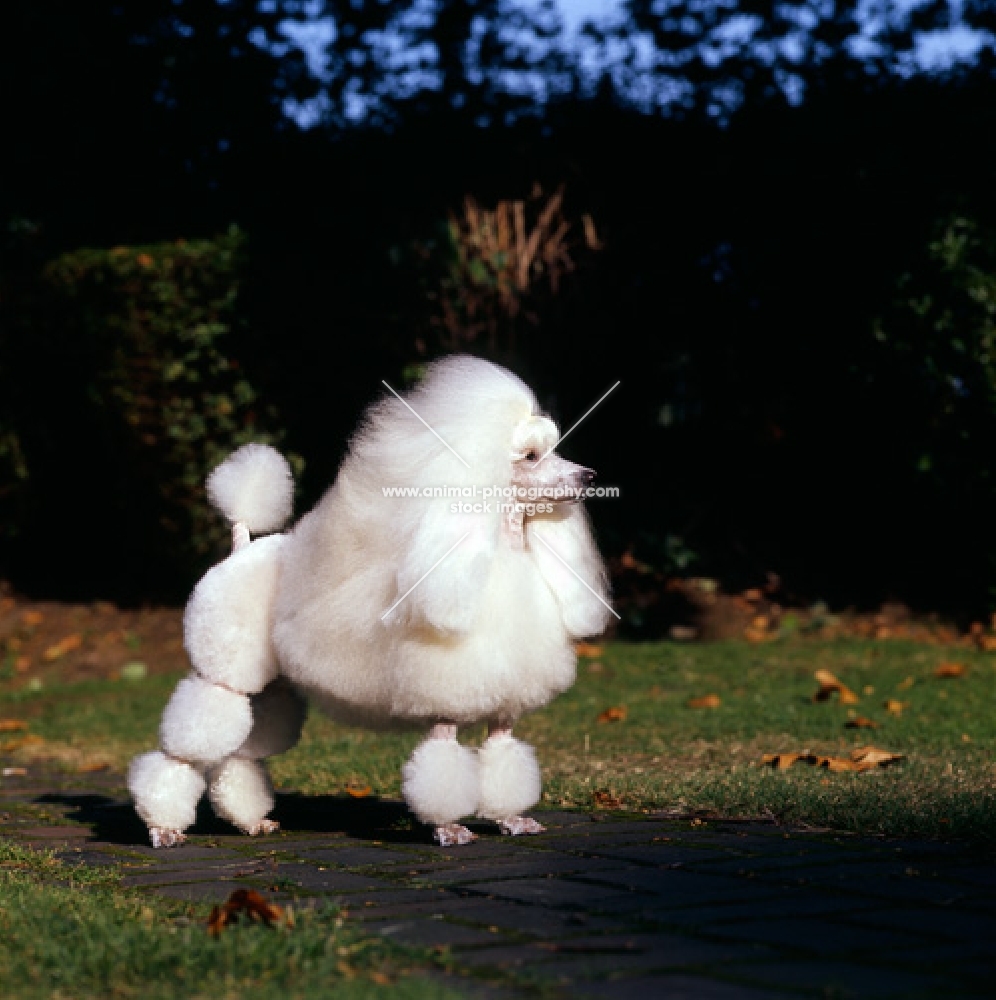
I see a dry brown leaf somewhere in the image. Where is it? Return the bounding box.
[369,972,392,986]
[21,611,43,627]
[851,746,904,767]
[207,889,287,937]
[935,662,966,679]
[43,634,83,662]
[763,746,902,773]
[688,694,721,709]
[575,642,604,658]
[14,656,30,673]
[1,734,44,752]
[813,669,860,704]
[845,716,879,729]
[592,789,624,809]
[762,752,817,770]
[597,705,627,723]
[897,676,915,691]
[345,784,372,798]
[0,720,28,732]
[884,699,906,716]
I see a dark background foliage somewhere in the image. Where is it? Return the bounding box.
[2,1,996,629]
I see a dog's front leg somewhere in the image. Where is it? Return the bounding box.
[477,723,545,836]
[401,722,480,846]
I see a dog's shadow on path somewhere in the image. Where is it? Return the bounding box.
[35,791,428,847]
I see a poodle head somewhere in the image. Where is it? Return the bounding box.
[509,414,595,504]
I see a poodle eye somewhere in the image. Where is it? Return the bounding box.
[524,450,538,462]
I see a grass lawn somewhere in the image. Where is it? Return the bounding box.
[2,638,994,841]
[0,841,457,1000]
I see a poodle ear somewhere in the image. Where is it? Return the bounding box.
[386,502,499,634]
[527,505,613,638]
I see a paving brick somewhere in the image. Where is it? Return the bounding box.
[574,973,781,998]
[725,958,957,997]
[708,916,923,955]
[459,876,632,908]
[294,846,425,866]
[377,918,498,948]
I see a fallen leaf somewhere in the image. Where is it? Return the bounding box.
[207,889,287,937]
[762,746,902,773]
[935,662,966,679]
[0,720,28,732]
[593,789,624,809]
[14,657,30,673]
[576,642,604,658]
[884,699,905,716]
[346,784,372,798]
[762,752,817,770]
[43,634,83,662]
[1,734,44,752]
[743,588,763,602]
[897,676,915,691]
[863,685,875,696]
[845,717,879,729]
[120,661,147,681]
[78,762,110,773]
[21,611,43,627]
[597,705,627,723]
[369,972,392,986]
[813,669,860,704]
[688,694,721,709]
[850,746,904,767]
[669,625,698,642]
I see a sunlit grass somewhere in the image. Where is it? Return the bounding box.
[3,639,994,839]
[0,843,457,1000]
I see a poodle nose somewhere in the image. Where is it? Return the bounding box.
[577,466,596,483]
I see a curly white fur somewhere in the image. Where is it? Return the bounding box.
[128,751,206,831]
[206,443,293,534]
[273,355,612,726]
[477,733,543,821]
[402,737,480,826]
[130,355,612,845]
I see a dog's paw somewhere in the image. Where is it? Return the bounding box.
[433,823,477,847]
[149,827,187,849]
[498,816,546,836]
[245,819,280,837]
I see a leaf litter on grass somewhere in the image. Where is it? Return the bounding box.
[763,746,904,773]
[812,669,860,704]
[207,888,292,937]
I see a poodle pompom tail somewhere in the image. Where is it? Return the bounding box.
[206,443,294,534]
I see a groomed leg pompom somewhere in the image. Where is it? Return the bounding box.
[401,735,480,827]
[128,751,206,833]
[206,756,276,835]
[476,732,542,822]
[159,674,253,764]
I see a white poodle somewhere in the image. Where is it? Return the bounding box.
[129,356,612,847]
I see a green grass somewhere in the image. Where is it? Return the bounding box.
[3,639,995,840]
[0,842,457,1000]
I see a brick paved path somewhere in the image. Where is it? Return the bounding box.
[1,768,994,998]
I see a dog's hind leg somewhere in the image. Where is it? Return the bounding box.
[206,678,308,835]
[477,724,545,836]
[401,723,480,846]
